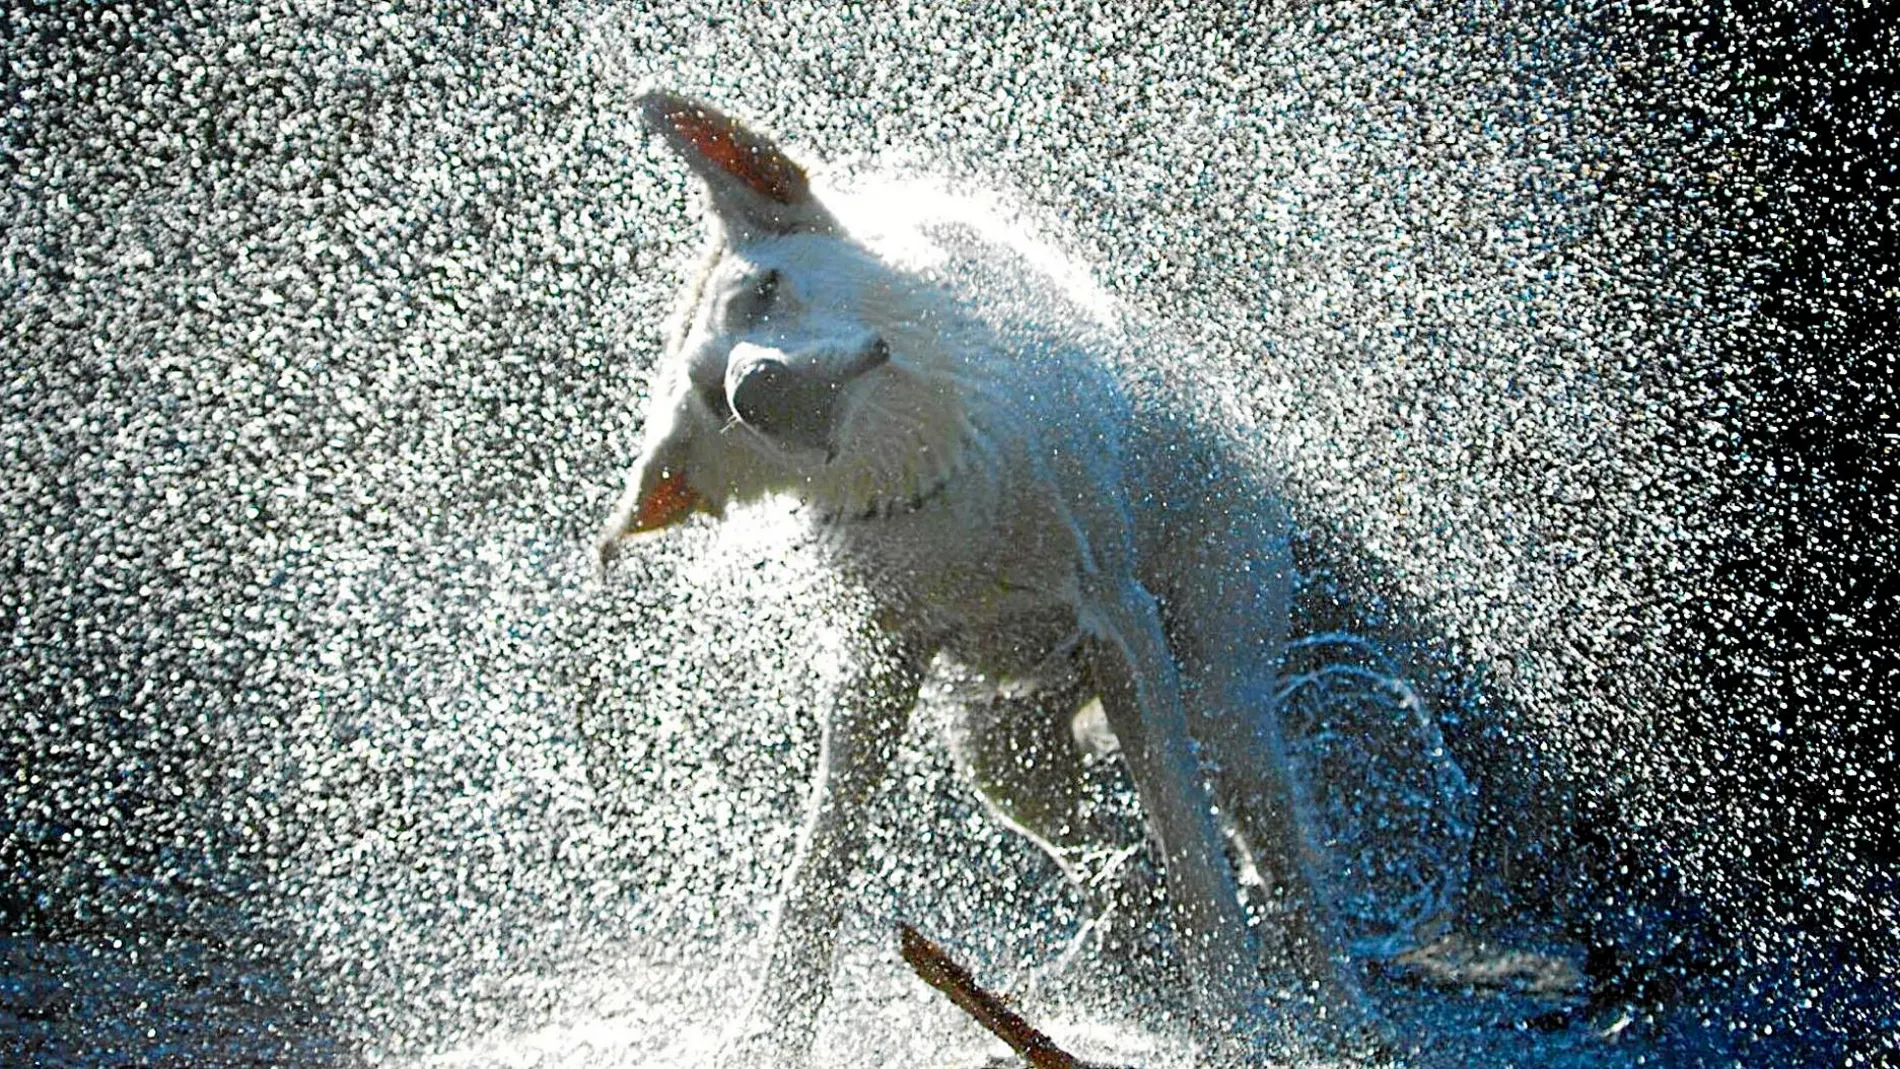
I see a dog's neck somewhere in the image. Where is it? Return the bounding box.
[808,469,956,526]
[786,277,984,522]
[794,413,972,526]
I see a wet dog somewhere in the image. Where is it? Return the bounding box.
[599,91,1371,1066]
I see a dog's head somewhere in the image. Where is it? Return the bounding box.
[599,92,966,562]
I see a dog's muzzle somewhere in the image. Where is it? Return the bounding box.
[727,338,890,455]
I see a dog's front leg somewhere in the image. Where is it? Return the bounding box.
[1159,516,1398,1063]
[721,625,932,1069]
[1079,573,1274,1053]
[1167,519,1376,1034]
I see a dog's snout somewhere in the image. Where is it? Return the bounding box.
[726,338,891,455]
[728,353,840,452]
[730,357,793,430]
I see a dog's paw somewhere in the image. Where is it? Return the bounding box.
[1228,983,1397,1067]
[709,1021,803,1069]
[1381,931,1587,1001]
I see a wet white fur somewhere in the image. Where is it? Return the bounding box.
[603,112,1373,1066]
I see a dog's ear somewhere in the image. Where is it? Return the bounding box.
[639,90,833,240]
[596,428,713,566]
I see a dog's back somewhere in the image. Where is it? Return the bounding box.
[822,173,1285,653]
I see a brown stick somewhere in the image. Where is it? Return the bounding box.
[898,923,1082,1069]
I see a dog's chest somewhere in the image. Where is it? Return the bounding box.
[817,491,1085,677]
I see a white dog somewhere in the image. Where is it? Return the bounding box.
[600,91,1372,1065]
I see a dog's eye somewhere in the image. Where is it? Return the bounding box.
[726,269,782,329]
[753,270,780,307]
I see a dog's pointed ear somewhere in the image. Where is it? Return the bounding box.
[597,442,713,566]
[639,90,833,239]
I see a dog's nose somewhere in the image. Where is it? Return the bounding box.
[728,355,839,452]
[730,357,790,428]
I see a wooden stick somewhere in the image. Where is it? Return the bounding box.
[898,923,1083,1069]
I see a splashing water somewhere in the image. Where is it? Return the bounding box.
[3,2,1893,1067]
